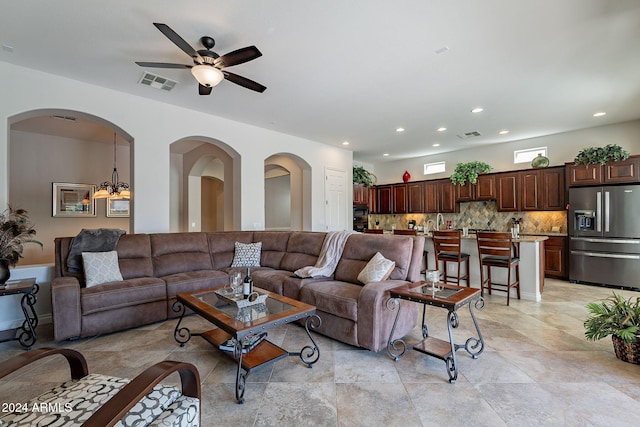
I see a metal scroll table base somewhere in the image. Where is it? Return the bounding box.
[386,293,485,384]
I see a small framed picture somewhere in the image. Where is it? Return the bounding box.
[107,198,130,218]
[52,183,96,217]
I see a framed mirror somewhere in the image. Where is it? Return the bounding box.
[52,182,96,217]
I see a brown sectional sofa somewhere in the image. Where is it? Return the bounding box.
[52,231,424,352]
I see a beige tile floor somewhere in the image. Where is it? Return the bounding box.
[1,279,640,426]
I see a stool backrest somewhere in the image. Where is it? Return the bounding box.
[432,230,462,256]
[364,229,384,234]
[476,231,514,260]
[393,229,417,235]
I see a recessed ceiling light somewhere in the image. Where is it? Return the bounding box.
[396,127,405,132]
[342,141,349,145]
[499,130,509,135]
[593,112,607,117]
[435,46,449,54]
[437,127,447,132]
[432,143,440,147]
[383,153,390,157]
[471,107,484,113]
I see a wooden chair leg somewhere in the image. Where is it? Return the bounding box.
[516,264,521,300]
[506,265,511,306]
[487,266,492,295]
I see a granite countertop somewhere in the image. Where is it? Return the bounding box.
[416,231,548,242]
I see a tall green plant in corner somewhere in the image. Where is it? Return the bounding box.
[450,161,492,186]
[353,166,375,187]
[574,144,629,166]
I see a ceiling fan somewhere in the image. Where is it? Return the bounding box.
[135,23,266,95]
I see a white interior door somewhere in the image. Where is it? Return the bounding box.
[325,168,347,231]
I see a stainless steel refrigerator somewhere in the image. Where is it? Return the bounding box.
[569,184,640,290]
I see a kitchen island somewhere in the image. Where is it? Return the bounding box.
[423,233,547,302]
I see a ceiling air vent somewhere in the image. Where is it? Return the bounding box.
[138,72,177,91]
[457,131,482,139]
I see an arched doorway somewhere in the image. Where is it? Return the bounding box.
[7,109,132,265]
[264,153,312,231]
[170,137,240,232]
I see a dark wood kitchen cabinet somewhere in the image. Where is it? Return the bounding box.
[438,179,458,213]
[392,184,407,214]
[520,170,543,210]
[544,236,568,279]
[423,181,439,213]
[368,187,377,213]
[353,183,369,206]
[455,182,474,202]
[407,182,424,213]
[604,157,640,183]
[566,163,602,187]
[541,166,566,210]
[475,174,496,200]
[496,172,520,211]
[376,185,393,214]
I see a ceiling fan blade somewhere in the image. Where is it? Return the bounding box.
[214,46,262,68]
[153,23,201,61]
[135,62,192,69]
[199,84,213,95]
[223,71,266,93]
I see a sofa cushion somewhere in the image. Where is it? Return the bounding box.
[299,280,361,322]
[116,234,154,279]
[163,270,229,299]
[207,232,254,269]
[151,233,212,277]
[250,269,292,295]
[82,251,123,287]
[357,252,395,284]
[80,277,167,316]
[231,241,262,267]
[334,234,414,283]
[280,232,326,272]
[253,231,290,268]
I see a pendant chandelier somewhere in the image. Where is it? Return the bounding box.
[93,133,130,199]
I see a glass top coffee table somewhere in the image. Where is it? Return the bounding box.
[173,286,321,403]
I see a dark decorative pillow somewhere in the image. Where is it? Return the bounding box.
[231,242,262,267]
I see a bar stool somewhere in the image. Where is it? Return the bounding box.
[393,229,429,272]
[364,229,384,234]
[476,231,520,306]
[432,230,469,286]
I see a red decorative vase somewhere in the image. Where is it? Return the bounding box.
[402,171,411,183]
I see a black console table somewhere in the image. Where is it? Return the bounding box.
[0,278,39,349]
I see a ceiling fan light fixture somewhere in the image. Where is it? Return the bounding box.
[191,65,224,87]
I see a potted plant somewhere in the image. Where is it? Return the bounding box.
[584,292,640,364]
[449,161,492,186]
[574,144,630,166]
[0,205,43,284]
[353,166,376,187]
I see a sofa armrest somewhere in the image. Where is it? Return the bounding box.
[0,347,88,381]
[357,280,419,352]
[83,360,201,427]
[50,277,82,341]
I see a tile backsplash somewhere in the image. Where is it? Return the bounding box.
[368,200,567,234]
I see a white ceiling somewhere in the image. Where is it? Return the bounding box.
[2,0,640,164]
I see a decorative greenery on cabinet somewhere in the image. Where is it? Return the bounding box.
[450,161,492,186]
[573,144,629,166]
[353,166,376,187]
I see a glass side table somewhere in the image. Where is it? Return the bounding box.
[0,278,39,349]
[386,281,485,383]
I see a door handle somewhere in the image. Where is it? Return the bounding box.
[596,191,602,232]
[571,237,640,244]
[571,250,640,260]
[604,191,610,233]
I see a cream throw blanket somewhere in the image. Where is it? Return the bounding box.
[294,230,357,278]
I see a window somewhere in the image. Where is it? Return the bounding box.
[514,147,547,164]
[424,161,446,175]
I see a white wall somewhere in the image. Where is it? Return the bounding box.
[372,120,640,184]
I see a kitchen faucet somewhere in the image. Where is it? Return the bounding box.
[436,213,444,231]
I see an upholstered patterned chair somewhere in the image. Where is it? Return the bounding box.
[0,347,200,427]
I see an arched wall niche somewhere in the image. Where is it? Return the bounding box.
[6,108,133,265]
[264,153,312,231]
[170,136,240,232]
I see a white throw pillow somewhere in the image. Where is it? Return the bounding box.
[82,251,123,287]
[358,252,396,284]
[231,242,262,267]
